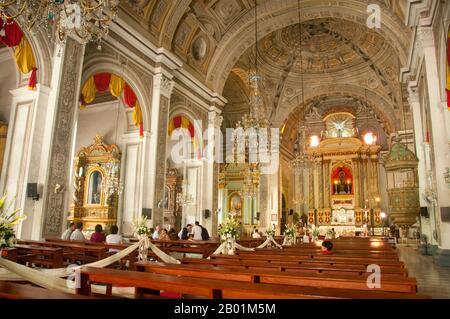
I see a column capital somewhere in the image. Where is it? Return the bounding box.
[208,109,223,128]
[417,26,436,48]
[153,73,174,98]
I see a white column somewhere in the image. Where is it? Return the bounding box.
[202,108,222,235]
[418,27,450,265]
[147,73,174,228]
[408,89,437,246]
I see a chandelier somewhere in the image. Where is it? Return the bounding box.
[232,0,270,199]
[102,159,123,197]
[0,0,119,48]
[290,125,315,174]
[176,179,193,207]
[288,0,315,175]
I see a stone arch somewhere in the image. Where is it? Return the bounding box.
[206,0,410,94]
[274,85,398,134]
[81,56,152,133]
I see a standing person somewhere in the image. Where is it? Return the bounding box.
[61,222,75,240]
[70,222,86,241]
[90,224,106,243]
[152,225,161,240]
[201,225,210,240]
[192,221,203,240]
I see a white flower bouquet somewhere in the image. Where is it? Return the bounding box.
[283,224,296,238]
[0,193,26,250]
[265,229,275,237]
[133,216,151,236]
[218,217,240,239]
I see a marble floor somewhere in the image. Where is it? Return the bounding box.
[397,245,450,299]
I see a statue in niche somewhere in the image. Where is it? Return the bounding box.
[88,171,102,204]
[333,168,352,195]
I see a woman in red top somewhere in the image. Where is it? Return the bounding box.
[90,224,106,243]
[321,240,333,255]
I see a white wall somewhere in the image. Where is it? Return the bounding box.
[0,48,17,123]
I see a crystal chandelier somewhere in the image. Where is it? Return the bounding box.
[288,0,315,175]
[232,0,269,199]
[290,125,314,174]
[0,0,119,48]
[102,159,123,197]
[176,179,193,206]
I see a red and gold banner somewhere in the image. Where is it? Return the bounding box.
[0,19,37,90]
[79,73,143,137]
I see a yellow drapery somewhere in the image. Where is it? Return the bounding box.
[14,37,36,74]
[133,101,143,128]
[80,76,96,109]
[110,74,125,98]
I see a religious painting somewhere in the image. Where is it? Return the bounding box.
[228,192,242,218]
[331,165,353,195]
[87,170,102,205]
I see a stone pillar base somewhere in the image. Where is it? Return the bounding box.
[433,248,450,267]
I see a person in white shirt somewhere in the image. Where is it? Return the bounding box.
[61,222,75,240]
[70,222,86,241]
[152,225,161,240]
[252,229,262,239]
[192,221,203,241]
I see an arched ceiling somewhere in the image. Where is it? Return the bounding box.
[121,0,414,157]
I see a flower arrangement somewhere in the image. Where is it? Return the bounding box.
[0,194,26,250]
[133,216,151,237]
[265,229,275,237]
[218,216,240,239]
[312,228,320,238]
[283,224,296,238]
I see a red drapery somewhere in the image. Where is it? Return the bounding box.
[93,73,111,92]
[123,82,137,108]
[0,19,37,90]
[0,19,23,47]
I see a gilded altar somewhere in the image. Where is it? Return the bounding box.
[304,113,383,235]
[68,134,121,232]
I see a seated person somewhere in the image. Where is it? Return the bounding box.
[321,240,333,255]
[179,224,192,240]
[252,229,262,238]
[70,222,86,241]
[90,224,106,243]
[168,228,178,240]
[159,228,170,241]
[106,225,124,252]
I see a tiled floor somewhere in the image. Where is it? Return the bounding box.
[397,245,450,299]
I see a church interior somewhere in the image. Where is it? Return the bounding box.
[0,0,450,301]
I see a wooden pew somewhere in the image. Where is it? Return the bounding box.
[1,248,17,262]
[17,240,107,265]
[0,282,91,299]
[135,261,418,294]
[14,244,63,268]
[236,249,399,259]
[209,253,405,267]
[44,238,138,270]
[181,258,408,277]
[77,266,427,299]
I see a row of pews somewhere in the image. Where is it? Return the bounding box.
[0,236,430,299]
